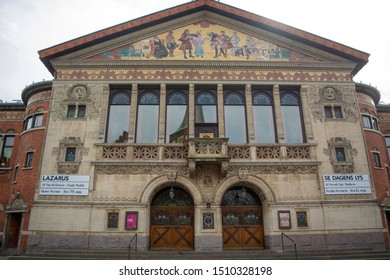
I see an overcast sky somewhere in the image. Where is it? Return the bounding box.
[1,0,389,103]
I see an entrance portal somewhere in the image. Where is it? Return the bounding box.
[150,187,194,250]
[222,186,264,249]
[4,213,22,250]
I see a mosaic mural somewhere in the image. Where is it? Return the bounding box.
[88,20,322,62]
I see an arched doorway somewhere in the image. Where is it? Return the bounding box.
[222,186,264,249]
[150,186,194,250]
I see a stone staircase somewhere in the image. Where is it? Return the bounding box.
[4,248,390,260]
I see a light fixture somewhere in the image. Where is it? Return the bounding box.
[169,187,175,200]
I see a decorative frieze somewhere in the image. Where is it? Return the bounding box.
[93,163,189,175]
[228,163,319,175]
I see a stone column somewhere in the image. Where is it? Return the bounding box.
[300,85,314,143]
[158,83,166,143]
[245,84,255,143]
[98,84,110,142]
[273,85,285,143]
[128,84,138,143]
[217,83,224,138]
[189,83,195,138]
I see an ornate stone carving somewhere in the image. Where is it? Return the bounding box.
[51,84,102,121]
[94,163,189,175]
[228,163,319,175]
[308,85,358,123]
[53,137,89,174]
[228,146,250,159]
[256,146,280,159]
[323,137,357,174]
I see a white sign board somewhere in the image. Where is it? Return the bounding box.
[40,175,89,196]
[323,174,371,195]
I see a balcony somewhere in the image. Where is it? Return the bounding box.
[94,139,317,177]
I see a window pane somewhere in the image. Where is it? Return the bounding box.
[137,105,159,143]
[253,106,275,143]
[224,106,247,143]
[196,105,217,123]
[334,106,343,118]
[335,147,346,161]
[166,105,188,143]
[281,106,303,143]
[106,105,130,143]
[373,153,381,167]
[77,105,86,118]
[363,115,372,128]
[372,118,379,131]
[26,117,33,130]
[65,147,76,162]
[34,114,43,127]
[324,106,333,118]
[25,152,33,167]
[67,105,76,118]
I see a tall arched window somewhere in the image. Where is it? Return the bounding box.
[106,90,131,143]
[280,89,305,143]
[166,90,188,143]
[224,90,247,143]
[195,90,218,138]
[136,91,159,143]
[252,90,276,143]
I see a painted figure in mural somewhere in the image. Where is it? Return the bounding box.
[246,36,260,55]
[192,30,205,58]
[165,31,178,57]
[207,31,233,58]
[230,31,241,54]
[152,36,168,58]
[234,45,251,59]
[179,29,194,59]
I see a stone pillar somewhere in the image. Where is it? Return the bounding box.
[217,83,224,138]
[98,84,110,142]
[129,84,138,143]
[300,85,314,143]
[273,85,285,143]
[245,84,255,143]
[189,83,195,138]
[158,84,166,143]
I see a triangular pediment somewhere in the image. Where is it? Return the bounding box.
[41,1,368,74]
[83,19,324,63]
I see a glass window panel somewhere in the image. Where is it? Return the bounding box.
[77,105,86,118]
[139,92,159,105]
[225,92,244,105]
[224,106,247,143]
[5,136,14,147]
[385,136,390,146]
[65,147,76,162]
[137,105,159,143]
[107,105,130,143]
[334,106,343,118]
[168,92,187,105]
[372,118,379,131]
[373,153,381,167]
[111,92,130,104]
[335,147,346,161]
[324,106,333,118]
[281,93,299,105]
[253,92,272,105]
[363,115,372,128]
[196,92,216,105]
[26,116,33,130]
[166,105,188,143]
[25,152,33,167]
[67,105,76,118]
[195,105,217,123]
[281,106,303,143]
[34,114,43,127]
[253,106,275,143]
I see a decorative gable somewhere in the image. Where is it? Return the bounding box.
[86,20,322,63]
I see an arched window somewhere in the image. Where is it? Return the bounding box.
[106,90,131,143]
[252,90,276,143]
[136,91,159,143]
[166,90,188,143]
[195,90,218,138]
[224,90,247,143]
[280,89,305,143]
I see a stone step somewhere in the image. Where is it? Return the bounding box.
[5,248,390,260]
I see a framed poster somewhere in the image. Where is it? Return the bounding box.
[278,211,291,229]
[203,213,214,229]
[107,212,119,228]
[125,211,138,230]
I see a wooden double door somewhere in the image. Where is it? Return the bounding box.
[150,206,194,250]
[222,206,264,249]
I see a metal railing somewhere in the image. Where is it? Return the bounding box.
[128,234,138,260]
[281,232,297,260]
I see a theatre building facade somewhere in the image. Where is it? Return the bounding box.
[25,0,387,251]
